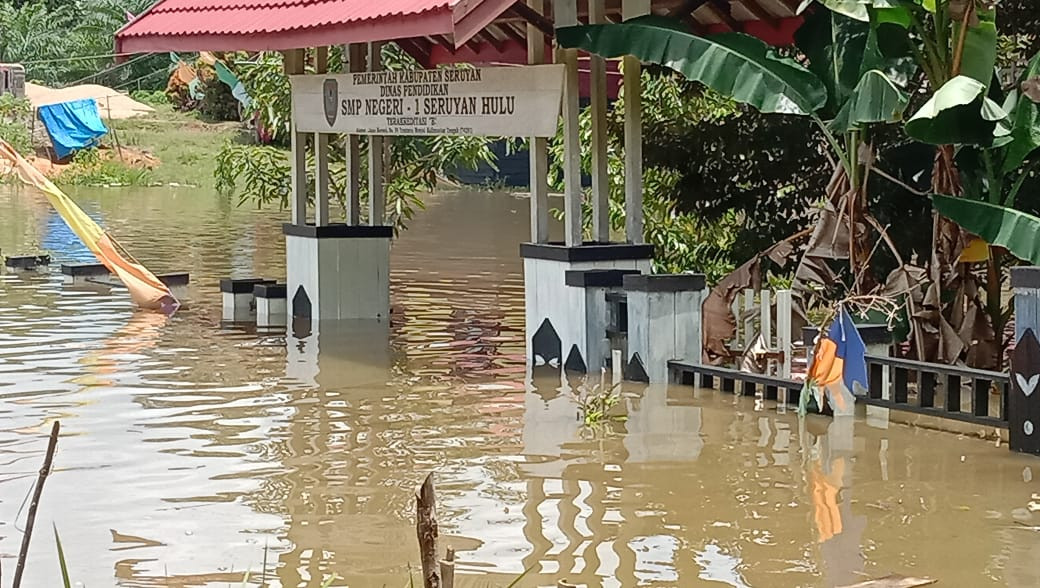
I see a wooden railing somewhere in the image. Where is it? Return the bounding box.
[863,355,1009,428]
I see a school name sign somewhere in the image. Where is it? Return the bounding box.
[291,64,565,137]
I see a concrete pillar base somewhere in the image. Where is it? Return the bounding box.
[624,273,707,384]
[255,283,288,327]
[284,223,392,322]
[220,278,274,322]
[521,242,653,374]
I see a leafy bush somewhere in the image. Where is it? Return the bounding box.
[130,90,169,107]
[197,67,240,121]
[0,94,32,155]
[548,71,744,282]
[56,148,153,186]
[0,121,30,155]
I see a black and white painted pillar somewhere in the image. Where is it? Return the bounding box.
[284,224,391,322]
[1011,267,1040,454]
[283,45,392,324]
[623,274,707,383]
[522,244,653,372]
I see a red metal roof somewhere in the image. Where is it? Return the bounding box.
[115,0,804,57]
[115,0,514,53]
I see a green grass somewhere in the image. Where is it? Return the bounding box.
[105,105,243,186]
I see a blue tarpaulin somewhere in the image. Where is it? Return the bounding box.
[38,99,108,159]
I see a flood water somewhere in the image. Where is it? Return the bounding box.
[2,185,1040,587]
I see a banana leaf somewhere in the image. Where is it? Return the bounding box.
[1003,51,1040,174]
[906,76,1008,145]
[796,9,871,114]
[932,194,1040,265]
[831,69,909,131]
[955,7,998,87]
[813,0,905,21]
[556,16,828,115]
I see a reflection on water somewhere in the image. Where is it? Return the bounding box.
[1,185,1040,586]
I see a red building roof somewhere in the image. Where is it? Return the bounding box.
[115,0,804,61]
[115,0,515,54]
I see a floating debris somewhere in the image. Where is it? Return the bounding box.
[838,574,937,588]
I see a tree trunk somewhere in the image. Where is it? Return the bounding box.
[416,473,440,588]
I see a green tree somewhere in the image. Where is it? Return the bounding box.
[0,0,169,90]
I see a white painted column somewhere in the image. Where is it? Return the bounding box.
[315,134,330,225]
[368,42,385,226]
[589,0,610,243]
[622,0,649,244]
[286,49,308,226]
[314,47,330,224]
[345,44,363,225]
[314,47,331,226]
[556,0,583,247]
[527,0,549,243]
[761,289,773,375]
[777,289,793,378]
[743,288,755,349]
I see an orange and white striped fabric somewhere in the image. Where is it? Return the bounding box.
[0,140,178,313]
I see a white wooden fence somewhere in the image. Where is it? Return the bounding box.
[731,288,795,379]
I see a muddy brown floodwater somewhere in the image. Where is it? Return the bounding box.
[2,185,1040,587]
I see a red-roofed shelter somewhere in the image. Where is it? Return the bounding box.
[113,0,809,335]
[116,0,805,62]
[115,0,517,54]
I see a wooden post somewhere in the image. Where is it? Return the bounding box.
[777,289,792,378]
[12,421,60,588]
[345,44,364,225]
[760,290,772,375]
[527,0,550,243]
[622,0,650,244]
[612,349,623,385]
[368,42,385,226]
[439,547,455,588]
[285,49,308,226]
[105,97,125,163]
[1011,268,1040,454]
[743,288,754,349]
[416,473,440,588]
[557,0,583,247]
[314,47,331,227]
[589,0,610,243]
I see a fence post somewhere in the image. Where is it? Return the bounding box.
[731,291,743,348]
[743,288,754,351]
[760,290,772,375]
[1011,268,1040,454]
[777,290,792,378]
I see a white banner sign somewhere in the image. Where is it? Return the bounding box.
[291,64,565,137]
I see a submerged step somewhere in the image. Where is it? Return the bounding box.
[254,282,287,328]
[5,254,50,269]
[61,263,110,277]
[254,283,287,299]
[82,270,191,289]
[220,277,275,322]
[158,272,190,287]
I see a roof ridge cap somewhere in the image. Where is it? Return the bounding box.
[154,0,335,13]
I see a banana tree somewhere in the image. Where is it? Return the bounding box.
[557,13,911,297]
[917,51,1040,366]
[801,0,1011,365]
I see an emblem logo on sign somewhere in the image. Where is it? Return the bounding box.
[323,78,338,127]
